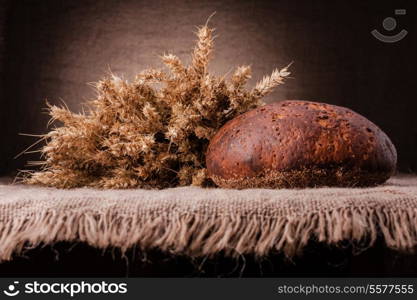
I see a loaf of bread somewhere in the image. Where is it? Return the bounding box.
[206,100,397,188]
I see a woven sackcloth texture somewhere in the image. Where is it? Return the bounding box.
[0,176,417,261]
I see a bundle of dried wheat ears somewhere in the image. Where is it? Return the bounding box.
[20,19,290,189]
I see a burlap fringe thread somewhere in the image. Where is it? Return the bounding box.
[0,205,416,261]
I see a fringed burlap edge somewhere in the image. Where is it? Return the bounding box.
[1,205,416,262]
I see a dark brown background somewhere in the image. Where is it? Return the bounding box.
[1,0,416,175]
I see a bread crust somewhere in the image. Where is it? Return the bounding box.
[206,100,397,188]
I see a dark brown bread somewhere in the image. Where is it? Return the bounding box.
[206,100,397,188]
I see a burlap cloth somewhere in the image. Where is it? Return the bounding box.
[0,175,417,262]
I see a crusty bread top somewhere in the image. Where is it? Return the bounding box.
[206,100,397,180]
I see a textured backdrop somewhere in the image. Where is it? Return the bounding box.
[1,0,416,174]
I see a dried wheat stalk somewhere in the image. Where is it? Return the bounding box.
[22,21,290,189]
